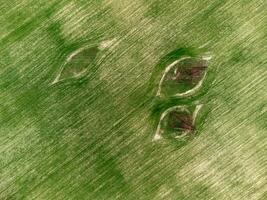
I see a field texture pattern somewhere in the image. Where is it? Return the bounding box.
[0,0,266,199]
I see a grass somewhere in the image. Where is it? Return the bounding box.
[0,0,266,199]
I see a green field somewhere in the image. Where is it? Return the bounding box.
[0,0,266,199]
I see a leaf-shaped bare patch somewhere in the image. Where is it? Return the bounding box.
[157,57,209,97]
[153,105,202,141]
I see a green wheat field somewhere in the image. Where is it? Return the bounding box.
[0,0,266,199]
